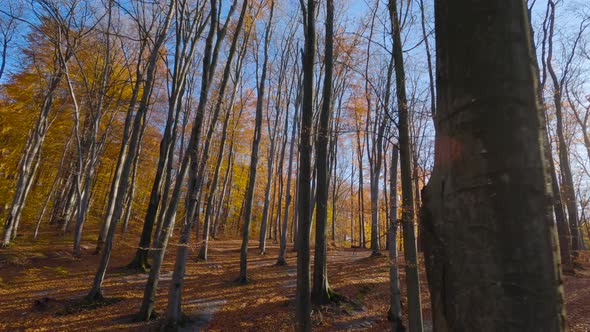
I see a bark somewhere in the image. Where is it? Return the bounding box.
[422,1,566,330]
[364,3,383,255]
[350,149,355,247]
[547,139,573,273]
[217,149,236,236]
[259,141,277,250]
[329,91,344,244]
[213,137,236,238]
[258,109,278,253]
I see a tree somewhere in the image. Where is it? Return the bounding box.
[136,0,230,321]
[529,2,573,273]
[0,0,20,81]
[311,0,335,305]
[276,66,300,266]
[87,0,175,301]
[546,0,587,256]
[388,146,404,331]
[296,0,315,329]
[422,0,566,330]
[237,0,273,283]
[388,1,424,331]
[198,0,250,261]
[1,0,82,246]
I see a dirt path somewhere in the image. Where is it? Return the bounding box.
[0,236,588,331]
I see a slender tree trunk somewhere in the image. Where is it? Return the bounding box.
[239,0,273,282]
[213,140,235,238]
[419,0,435,119]
[388,146,404,332]
[355,127,366,248]
[142,0,232,324]
[296,0,315,329]
[311,0,335,305]
[258,139,276,254]
[546,0,581,255]
[95,56,144,254]
[350,149,355,247]
[198,4,249,260]
[2,72,62,246]
[121,143,141,236]
[34,131,74,239]
[528,3,573,274]
[277,85,300,265]
[87,0,174,300]
[388,1,424,331]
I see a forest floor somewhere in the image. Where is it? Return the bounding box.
[0,231,589,331]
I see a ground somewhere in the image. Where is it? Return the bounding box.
[0,232,589,331]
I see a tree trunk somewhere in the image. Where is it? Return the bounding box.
[296,0,315,329]
[87,0,174,300]
[277,83,300,265]
[95,55,143,254]
[238,0,273,282]
[422,1,566,330]
[198,3,249,260]
[2,72,62,246]
[146,0,235,324]
[311,0,335,305]
[546,0,581,255]
[388,1,424,331]
[388,146,404,332]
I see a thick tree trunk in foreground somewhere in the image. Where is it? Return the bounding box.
[422,1,566,330]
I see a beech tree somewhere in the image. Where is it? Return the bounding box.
[2,0,82,247]
[238,0,273,283]
[422,1,566,330]
[388,0,423,330]
[311,0,334,305]
[295,0,315,330]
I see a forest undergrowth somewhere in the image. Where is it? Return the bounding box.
[1,227,589,331]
